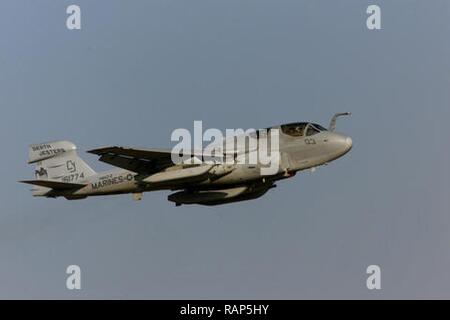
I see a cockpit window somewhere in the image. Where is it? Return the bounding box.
[306,124,320,136]
[312,123,327,131]
[281,123,307,137]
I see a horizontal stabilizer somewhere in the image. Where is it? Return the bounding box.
[19,180,86,190]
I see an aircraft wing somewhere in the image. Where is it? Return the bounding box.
[19,180,86,190]
[87,146,204,174]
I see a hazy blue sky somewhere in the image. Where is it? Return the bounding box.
[1,0,449,298]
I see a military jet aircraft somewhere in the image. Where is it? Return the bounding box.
[20,113,352,206]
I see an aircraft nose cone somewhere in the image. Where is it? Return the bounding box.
[326,133,353,156]
[345,136,353,150]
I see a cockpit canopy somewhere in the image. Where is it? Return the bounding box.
[280,122,327,137]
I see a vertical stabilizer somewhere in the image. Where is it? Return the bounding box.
[27,141,96,196]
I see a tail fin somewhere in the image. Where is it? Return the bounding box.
[26,140,96,196]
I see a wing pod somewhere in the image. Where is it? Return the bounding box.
[168,183,275,206]
[141,164,214,186]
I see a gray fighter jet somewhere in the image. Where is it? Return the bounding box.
[20,113,352,206]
